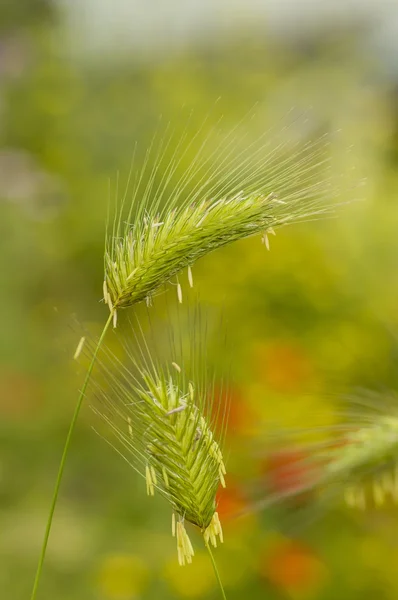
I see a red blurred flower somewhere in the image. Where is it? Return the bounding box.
[260,538,328,596]
[216,479,248,521]
[261,448,320,503]
[210,384,257,438]
[254,342,315,393]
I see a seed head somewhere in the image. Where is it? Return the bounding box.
[104,112,353,318]
[90,314,228,563]
[245,390,398,521]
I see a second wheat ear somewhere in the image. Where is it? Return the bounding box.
[31,118,346,600]
[92,351,226,566]
[247,390,398,526]
[88,308,230,599]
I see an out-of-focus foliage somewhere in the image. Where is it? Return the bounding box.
[2,2,398,599]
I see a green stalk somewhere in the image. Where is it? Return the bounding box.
[30,310,114,600]
[205,539,227,600]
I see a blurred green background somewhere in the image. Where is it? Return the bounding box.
[3,1,398,599]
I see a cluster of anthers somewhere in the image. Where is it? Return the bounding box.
[169,512,224,566]
[338,416,398,510]
[344,468,398,510]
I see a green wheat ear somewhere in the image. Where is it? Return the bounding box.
[104,114,346,320]
[251,389,398,524]
[91,327,228,566]
[104,190,327,319]
[320,391,398,510]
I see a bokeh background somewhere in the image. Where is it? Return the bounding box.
[3,1,398,599]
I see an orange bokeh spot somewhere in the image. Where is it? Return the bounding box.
[210,385,257,437]
[254,342,315,393]
[260,538,328,595]
[216,480,248,521]
[0,368,42,418]
[262,449,320,500]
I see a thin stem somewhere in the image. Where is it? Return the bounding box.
[30,310,114,600]
[205,539,227,600]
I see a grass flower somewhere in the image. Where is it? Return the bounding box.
[318,390,398,510]
[104,112,346,318]
[88,311,228,594]
[250,389,398,526]
[105,189,331,316]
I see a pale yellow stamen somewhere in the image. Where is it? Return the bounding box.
[345,486,366,510]
[103,280,108,303]
[177,283,183,304]
[176,520,195,566]
[73,336,85,360]
[150,465,157,486]
[203,512,223,548]
[261,232,270,250]
[214,513,223,543]
[172,362,181,373]
[172,513,176,537]
[187,265,193,288]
